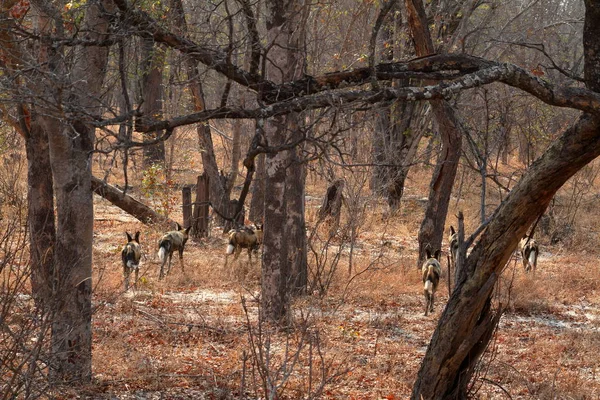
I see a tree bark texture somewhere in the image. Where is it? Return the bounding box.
[140,37,166,167]
[404,0,465,267]
[44,0,111,383]
[261,0,308,323]
[26,119,56,308]
[249,152,265,224]
[417,100,463,264]
[370,2,427,210]
[372,100,425,210]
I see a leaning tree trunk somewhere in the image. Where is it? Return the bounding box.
[413,2,600,397]
[417,101,463,265]
[91,176,175,226]
[412,115,600,399]
[404,0,464,267]
[169,0,228,224]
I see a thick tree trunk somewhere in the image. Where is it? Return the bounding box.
[412,115,600,399]
[26,119,56,308]
[413,2,600,397]
[285,114,308,294]
[46,0,111,383]
[261,0,308,323]
[48,121,95,383]
[261,114,290,323]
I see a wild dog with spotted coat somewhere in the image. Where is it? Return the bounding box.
[157,223,191,280]
[122,231,141,291]
[422,249,442,316]
[449,225,459,270]
[225,224,263,267]
[519,235,539,273]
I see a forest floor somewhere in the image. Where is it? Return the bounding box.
[67,192,600,400]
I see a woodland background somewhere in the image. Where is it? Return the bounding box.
[0,0,599,398]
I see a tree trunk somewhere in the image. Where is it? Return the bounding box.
[169,0,229,224]
[261,114,290,323]
[249,152,265,224]
[413,2,600,396]
[404,0,464,266]
[285,113,308,295]
[140,37,166,167]
[26,118,56,308]
[417,101,463,265]
[412,115,600,399]
[261,0,308,323]
[370,5,426,210]
[46,0,111,383]
[49,120,95,383]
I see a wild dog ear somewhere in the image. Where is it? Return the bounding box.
[434,250,441,260]
[450,226,456,235]
[126,232,133,242]
[184,226,191,235]
[134,231,141,243]
[426,249,432,259]
[176,222,183,231]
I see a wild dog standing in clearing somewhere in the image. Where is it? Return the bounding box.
[122,231,141,291]
[519,235,539,273]
[224,224,263,268]
[449,225,459,270]
[422,249,442,316]
[157,223,191,280]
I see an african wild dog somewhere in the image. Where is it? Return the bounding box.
[449,225,459,270]
[157,222,191,280]
[225,223,263,267]
[422,249,442,316]
[519,235,539,273]
[121,231,141,291]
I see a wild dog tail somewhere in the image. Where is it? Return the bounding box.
[158,239,172,262]
[529,247,538,269]
[424,279,434,295]
[424,265,439,295]
[226,231,238,254]
[424,266,434,295]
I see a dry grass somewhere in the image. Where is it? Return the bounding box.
[84,171,600,399]
[3,138,600,399]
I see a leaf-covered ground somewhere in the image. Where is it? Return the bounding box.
[76,197,600,400]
